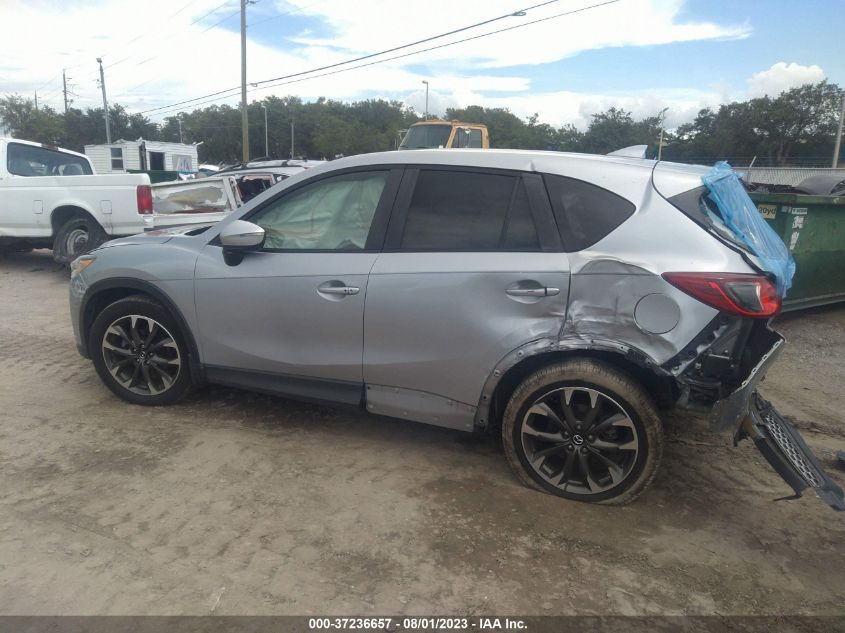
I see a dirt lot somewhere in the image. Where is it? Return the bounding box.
[0,249,843,616]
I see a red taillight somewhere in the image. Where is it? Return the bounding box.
[662,272,781,317]
[136,185,153,215]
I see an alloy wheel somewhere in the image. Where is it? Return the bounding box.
[520,386,640,495]
[101,314,181,396]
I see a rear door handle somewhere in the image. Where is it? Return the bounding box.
[506,287,560,297]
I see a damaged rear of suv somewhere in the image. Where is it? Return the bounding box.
[653,162,843,510]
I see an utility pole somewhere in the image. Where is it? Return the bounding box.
[97,58,111,143]
[422,80,429,120]
[62,69,69,113]
[657,106,669,161]
[178,118,183,144]
[833,91,845,168]
[240,0,250,163]
[261,104,268,157]
[290,119,295,159]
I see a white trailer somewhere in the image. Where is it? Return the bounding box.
[84,139,199,174]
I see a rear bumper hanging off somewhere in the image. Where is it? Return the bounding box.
[737,393,845,512]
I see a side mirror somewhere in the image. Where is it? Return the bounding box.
[220,220,265,250]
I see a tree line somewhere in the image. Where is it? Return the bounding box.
[1,81,841,166]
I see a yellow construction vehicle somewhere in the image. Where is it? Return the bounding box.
[398,120,490,150]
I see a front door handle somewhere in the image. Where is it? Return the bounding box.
[318,283,360,296]
[506,287,560,297]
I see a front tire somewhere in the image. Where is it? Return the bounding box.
[502,359,663,505]
[89,295,191,406]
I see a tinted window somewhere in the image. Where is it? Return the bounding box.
[7,142,93,177]
[253,171,387,250]
[502,180,539,250]
[544,174,635,251]
[401,170,539,251]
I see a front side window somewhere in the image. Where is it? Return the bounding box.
[7,142,93,177]
[400,170,540,251]
[252,171,388,250]
[451,128,483,148]
[110,147,124,170]
[544,174,635,251]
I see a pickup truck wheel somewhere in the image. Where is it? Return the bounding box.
[502,359,663,505]
[53,216,106,264]
[89,296,191,406]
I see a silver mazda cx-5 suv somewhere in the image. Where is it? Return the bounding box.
[69,149,843,509]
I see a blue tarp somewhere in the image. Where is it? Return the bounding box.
[702,162,795,296]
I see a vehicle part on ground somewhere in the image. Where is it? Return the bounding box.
[502,360,662,505]
[89,295,191,405]
[738,393,845,511]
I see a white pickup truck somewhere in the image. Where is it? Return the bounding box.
[0,138,153,263]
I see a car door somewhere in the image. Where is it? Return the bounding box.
[194,167,401,402]
[363,167,571,430]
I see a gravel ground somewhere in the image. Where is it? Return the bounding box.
[0,249,843,616]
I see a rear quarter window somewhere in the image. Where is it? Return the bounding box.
[543,174,635,251]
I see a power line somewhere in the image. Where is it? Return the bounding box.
[120,0,325,98]
[105,0,236,70]
[249,0,328,27]
[137,0,566,115]
[147,0,621,118]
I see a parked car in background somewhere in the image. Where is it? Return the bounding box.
[69,149,843,510]
[150,175,242,229]
[216,159,319,202]
[398,120,489,149]
[0,137,153,262]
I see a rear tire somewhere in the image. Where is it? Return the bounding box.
[53,216,106,264]
[502,359,663,505]
[89,295,191,406]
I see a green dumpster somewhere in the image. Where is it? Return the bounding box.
[750,192,845,311]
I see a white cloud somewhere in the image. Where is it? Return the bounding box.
[746,62,826,98]
[0,0,753,134]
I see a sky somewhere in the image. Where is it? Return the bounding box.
[1,0,844,130]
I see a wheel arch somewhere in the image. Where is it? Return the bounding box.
[50,204,99,236]
[476,339,678,432]
[80,278,204,384]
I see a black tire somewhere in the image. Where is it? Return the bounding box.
[53,215,106,264]
[89,295,191,406]
[502,359,663,505]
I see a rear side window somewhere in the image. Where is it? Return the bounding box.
[544,174,635,251]
[7,142,93,177]
[400,170,539,250]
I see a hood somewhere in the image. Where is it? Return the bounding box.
[97,224,214,249]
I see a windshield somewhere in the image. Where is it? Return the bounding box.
[399,124,452,149]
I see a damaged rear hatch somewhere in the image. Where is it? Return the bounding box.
[655,161,843,511]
